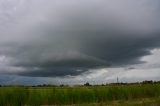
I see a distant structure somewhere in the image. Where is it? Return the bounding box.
[117,77,119,83]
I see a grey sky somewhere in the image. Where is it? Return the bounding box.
[0,0,160,84]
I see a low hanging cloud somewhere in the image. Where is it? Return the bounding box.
[0,0,160,77]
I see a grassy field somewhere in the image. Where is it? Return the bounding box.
[0,84,160,106]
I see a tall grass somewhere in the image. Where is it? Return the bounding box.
[0,84,160,105]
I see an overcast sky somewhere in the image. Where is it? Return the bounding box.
[0,0,160,85]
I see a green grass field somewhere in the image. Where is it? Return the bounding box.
[0,84,160,106]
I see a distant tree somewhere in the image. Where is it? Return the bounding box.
[84,82,90,86]
[142,80,153,84]
[60,84,64,87]
[101,84,105,86]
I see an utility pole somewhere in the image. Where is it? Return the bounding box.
[117,77,119,83]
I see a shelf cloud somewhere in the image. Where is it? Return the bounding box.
[0,0,160,79]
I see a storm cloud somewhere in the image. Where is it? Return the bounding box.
[0,0,160,77]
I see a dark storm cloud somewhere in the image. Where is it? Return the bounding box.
[0,0,160,77]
